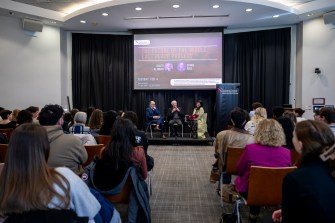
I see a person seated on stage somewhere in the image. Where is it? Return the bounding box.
[145,100,166,138]
[167,100,184,137]
[192,100,207,139]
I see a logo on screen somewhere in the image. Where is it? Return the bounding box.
[134,40,151,45]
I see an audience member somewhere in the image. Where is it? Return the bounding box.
[277,116,295,150]
[167,100,184,137]
[146,100,166,138]
[272,106,285,120]
[99,110,118,135]
[244,107,267,135]
[69,112,91,134]
[26,106,39,122]
[212,108,254,186]
[16,109,33,126]
[294,108,306,122]
[124,111,154,171]
[62,112,74,132]
[283,111,297,125]
[320,108,335,135]
[249,102,263,119]
[89,109,103,135]
[117,110,125,119]
[10,109,20,122]
[0,110,16,129]
[235,119,291,223]
[39,104,87,175]
[0,124,100,222]
[0,107,4,121]
[272,120,335,223]
[313,109,322,121]
[86,106,95,125]
[70,108,79,118]
[192,100,208,139]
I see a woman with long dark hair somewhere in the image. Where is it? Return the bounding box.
[0,124,100,222]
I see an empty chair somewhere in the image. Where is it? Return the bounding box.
[0,144,8,163]
[83,144,104,167]
[97,135,111,146]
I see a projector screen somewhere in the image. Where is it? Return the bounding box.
[133,32,223,90]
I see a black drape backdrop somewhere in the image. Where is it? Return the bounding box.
[72,27,290,136]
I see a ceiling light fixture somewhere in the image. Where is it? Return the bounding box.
[135,7,142,11]
[102,13,108,16]
[213,5,219,9]
[173,5,180,9]
[80,20,86,23]
[307,13,313,17]
[273,15,279,18]
[246,8,252,12]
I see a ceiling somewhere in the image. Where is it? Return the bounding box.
[0,0,335,32]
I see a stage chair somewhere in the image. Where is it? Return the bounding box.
[97,135,111,146]
[168,123,183,137]
[83,144,104,167]
[234,166,297,221]
[0,144,8,163]
[145,124,156,138]
[0,128,13,140]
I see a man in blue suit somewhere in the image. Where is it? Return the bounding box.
[146,101,166,139]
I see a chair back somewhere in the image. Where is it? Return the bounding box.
[83,144,104,167]
[0,128,13,140]
[97,135,111,146]
[291,149,301,166]
[226,147,244,175]
[247,166,297,206]
[0,144,8,163]
[0,163,4,175]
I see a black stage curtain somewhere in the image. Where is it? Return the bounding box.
[72,28,290,136]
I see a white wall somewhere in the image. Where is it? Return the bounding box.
[0,15,62,110]
[301,17,335,119]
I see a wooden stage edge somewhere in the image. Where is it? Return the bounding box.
[146,132,214,146]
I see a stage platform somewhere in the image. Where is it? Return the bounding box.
[146,132,214,146]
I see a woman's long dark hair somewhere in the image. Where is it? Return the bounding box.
[102,118,136,168]
[0,124,70,214]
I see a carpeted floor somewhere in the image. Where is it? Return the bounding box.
[148,145,232,223]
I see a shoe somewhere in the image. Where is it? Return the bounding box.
[162,134,167,139]
[154,126,161,131]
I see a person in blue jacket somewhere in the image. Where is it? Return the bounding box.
[145,100,166,139]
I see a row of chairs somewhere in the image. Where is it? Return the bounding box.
[221,146,301,220]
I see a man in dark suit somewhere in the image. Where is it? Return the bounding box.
[145,100,166,138]
[167,100,184,137]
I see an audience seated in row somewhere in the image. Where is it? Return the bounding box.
[244,107,267,135]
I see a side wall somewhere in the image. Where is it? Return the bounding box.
[0,15,62,110]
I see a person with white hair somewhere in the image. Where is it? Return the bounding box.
[167,100,184,137]
[69,111,96,145]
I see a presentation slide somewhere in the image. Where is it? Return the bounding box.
[133,32,222,90]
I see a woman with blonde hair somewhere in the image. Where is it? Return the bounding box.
[0,123,100,222]
[244,107,267,135]
[235,119,291,223]
[272,120,335,223]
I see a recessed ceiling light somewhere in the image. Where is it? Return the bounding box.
[173,4,180,9]
[80,20,86,23]
[102,13,108,16]
[246,8,252,12]
[307,13,313,17]
[135,7,142,11]
[213,5,219,9]
[273,15,279,18]
[50,21,56,24]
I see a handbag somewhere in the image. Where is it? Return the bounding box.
[221,184,239,203]
[81,155,99,186]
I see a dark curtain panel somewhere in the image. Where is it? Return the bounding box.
[72,28,290,136]
[224,28,291,116]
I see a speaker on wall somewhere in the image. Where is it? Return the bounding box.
[323,11,335,25]
[22,18,43,32]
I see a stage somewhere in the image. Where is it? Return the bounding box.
[146,131,214,146]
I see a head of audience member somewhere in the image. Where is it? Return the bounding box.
[117,110,124,119]
[149,101,156,109]
[26,106,39,119]
[70,108,79,118]
[0,107,4,113]
[0,110,12,121]
[294,108,305,118]
[195,100,203,109]
[272,106,285,120]
[254,119,285,147]
[294,120,335,164]
[252,107,267,122]
[171,100,178,108]
[16,110,33,125]
[73,112,87,124]
[101,118,136,167]
[89,109,103,129]
[283,111,297,125]
[123,111,139,128]
[320,108,335,125]
[63,112,73,124]
[38,104,64,126]
[313,109,322,121]
[0,123,70,213]
[252,102,263,111]
[100,110,118,135]
[86,106,95,118]
[277,116,295,150]
[230,108,247,130]
[10,109,20,122]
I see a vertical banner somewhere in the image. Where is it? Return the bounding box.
[215,83,240,135]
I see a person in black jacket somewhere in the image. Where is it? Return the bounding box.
[272,120,335,223]
[167,100,184,137]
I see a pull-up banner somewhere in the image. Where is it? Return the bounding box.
[215,83,240,135]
